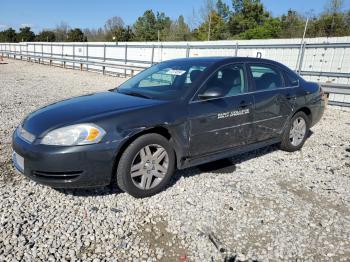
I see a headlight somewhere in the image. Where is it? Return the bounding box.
[41,124,106,146]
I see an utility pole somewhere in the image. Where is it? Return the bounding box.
[302,17,309,43]
[208,13,212,41]
[296,17,309,73]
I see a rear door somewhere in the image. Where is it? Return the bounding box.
[188,63,255,156]
[248,63,296,142]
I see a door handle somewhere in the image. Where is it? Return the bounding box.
[285,94,296,100]
[239,101,253,108]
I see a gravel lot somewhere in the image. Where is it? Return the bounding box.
[0,59,349,261]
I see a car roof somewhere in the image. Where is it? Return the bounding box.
[165,56,284,66]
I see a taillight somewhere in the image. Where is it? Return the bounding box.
[319,86,326,100]
[319,86,324,96]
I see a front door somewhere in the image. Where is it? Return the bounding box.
[188,63,255,156]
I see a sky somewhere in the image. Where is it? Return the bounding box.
[1,0,350,32]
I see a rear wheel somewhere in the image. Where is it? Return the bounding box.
[116,134,175,198]
[280,111,310,152]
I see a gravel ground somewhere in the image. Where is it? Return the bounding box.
[0,59,349,261]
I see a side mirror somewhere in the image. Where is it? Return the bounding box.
[198,86,224,100]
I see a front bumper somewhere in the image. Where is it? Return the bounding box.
[12,130,122,188]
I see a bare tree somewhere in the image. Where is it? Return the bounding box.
[199,0,215,41]
[54,21,70,41]
[325,0,344,14]
[187,8,201,30]
[324,0,344,35]
[199,0,215,22]
[104,16,125,41]
[104,16,125,32]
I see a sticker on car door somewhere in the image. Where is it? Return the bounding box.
[217,108,250,119]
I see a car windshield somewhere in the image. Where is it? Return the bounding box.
[115,60,212,100]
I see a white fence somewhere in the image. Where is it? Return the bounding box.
[1,37,350,106]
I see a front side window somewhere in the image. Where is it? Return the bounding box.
[116,61,211,100]
[250,64,284,91]
[198,64,247,99]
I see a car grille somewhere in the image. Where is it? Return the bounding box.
[32,170,83,180]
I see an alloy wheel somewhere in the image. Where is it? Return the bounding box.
[130,144,169,190]
[289,117,307,146]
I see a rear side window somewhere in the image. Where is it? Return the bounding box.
[249,65,284,91]
[283,70,300,87]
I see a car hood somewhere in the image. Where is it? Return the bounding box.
[22,91,165,136]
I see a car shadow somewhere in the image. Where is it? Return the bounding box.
[54,184,123,197]
[168,143,281,188]
[56,131,314,197]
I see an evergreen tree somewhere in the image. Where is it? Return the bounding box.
[0,27,17,42]
[17,27,35,42]
[36,30,56,42]
[216,0,231,21]
[67,28,87,42]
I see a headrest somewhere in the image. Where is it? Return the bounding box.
[190,70,202,83]
[221,68,241,86]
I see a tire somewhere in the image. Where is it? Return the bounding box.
[280,111,310,152]
[116,133,175,198]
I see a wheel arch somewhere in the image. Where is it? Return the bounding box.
[294,106,312,122]
[110,126,178,185]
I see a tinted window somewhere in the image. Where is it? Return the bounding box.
[284,70,300,87]
[185,66,207,84]
[250,65,284,91]
[199,64,246,99]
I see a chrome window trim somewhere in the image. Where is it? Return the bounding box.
[190,85,297,104]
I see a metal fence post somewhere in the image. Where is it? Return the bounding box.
[235,42,239,57]
[103,44,106,62]
[160,44,163,62]
[186,44,190,58]
[61,44,64,67]
[124,44,128,64]
[295,42,303,71]
[33,43,36,62]
[86,43,89,71]
[73,44,75,70]
[298,41,307,74]
[124,44,128,76]
[151,45,155,65]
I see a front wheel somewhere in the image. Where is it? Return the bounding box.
[116,134,175,198]
[280,111,310,152]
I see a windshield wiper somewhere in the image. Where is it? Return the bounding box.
[118,90,152,99]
